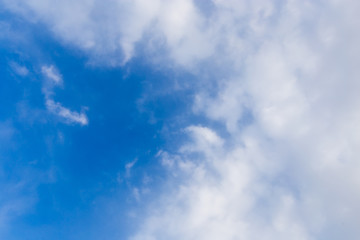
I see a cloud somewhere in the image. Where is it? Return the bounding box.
[0,179,37,235]
[0,121,53,238]
[0,0,215,67]
[2,0,360,239]
[131,126,311,240]
[9,62,29,77]
[45,99,88,126]
[41,64,88,126]
[129,1,360,240]
[125,158,138,178]
[0,121,15,143]
[0,164,57,239]
[41,65,62,85]
[0,121,16,154]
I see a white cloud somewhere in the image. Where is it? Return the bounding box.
[125,158,138,178]
[9,62,29,77]
[41,65,62,85]
[131,126,311,240]
[2,0,360,239]
[0,0,215,67]
[41,64,88,126]
[45,99,88,126]
[130,1,360,240]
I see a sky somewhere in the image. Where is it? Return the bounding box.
[1,0,360,239]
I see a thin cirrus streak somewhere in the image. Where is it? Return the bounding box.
[41,65,88,126]
[1,0,360,239]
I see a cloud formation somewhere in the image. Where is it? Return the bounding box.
[41,65,62,85]
[41,64,88,126]
[2,0,360,239]
[132,126,312,240]
[131,1,360,239]
[45,99,88,126]
[9,62,29,77]
[1,0,215,66]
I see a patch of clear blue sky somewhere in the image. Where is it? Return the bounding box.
[0,11,202,240]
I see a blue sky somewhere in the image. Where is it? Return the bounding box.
[1,1,360,240]
[0,9,189,239]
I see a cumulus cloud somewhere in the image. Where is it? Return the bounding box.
[130,1,360,240]
[131,126,311,240]
[3,0,360,239]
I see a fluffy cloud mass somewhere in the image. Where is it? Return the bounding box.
[134,1,360,239]
[3,0,360,239]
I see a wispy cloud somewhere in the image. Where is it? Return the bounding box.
[125,158,138,178]
[0,180,37,234]
[41,64,88,126]
[0,121,52,238]
[41,65,62,85]
[45,99,88,126]
[9,61,29,77]
[0,121,15,143]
